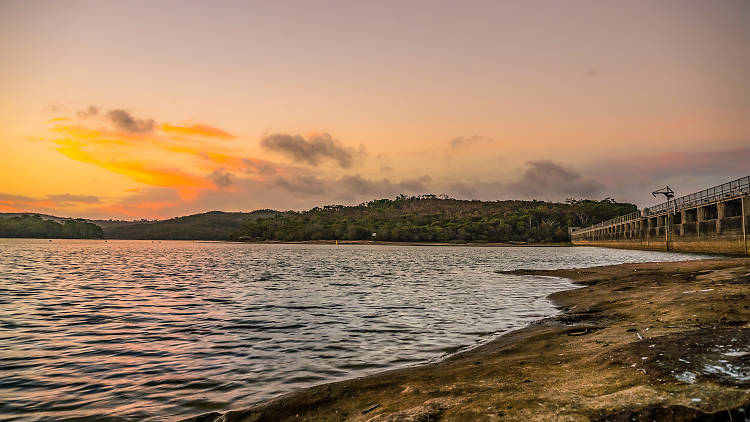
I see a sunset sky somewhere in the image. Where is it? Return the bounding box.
[1,0,748,219]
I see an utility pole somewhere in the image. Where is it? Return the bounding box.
[652,186,675,252]
[742,197,748,256]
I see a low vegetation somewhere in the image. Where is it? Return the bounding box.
[232,196,636,243]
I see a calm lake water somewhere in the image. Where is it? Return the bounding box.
[0,240,711,421]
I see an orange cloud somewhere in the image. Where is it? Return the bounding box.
[40,115,283,215]
[50,122,248,171]
[162,123,234,139]
[94,200,179,219]
[0,204,21,212]
[0,194,65,212]
[54,140,212,189]
[46,117,71,123]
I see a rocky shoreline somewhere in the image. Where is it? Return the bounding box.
[182,258,750,421]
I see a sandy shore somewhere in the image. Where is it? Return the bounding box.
[182,258,750,422]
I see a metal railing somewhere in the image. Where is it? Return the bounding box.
[646,175,749,215]
[572,175,750,235]
[572,211,641,235]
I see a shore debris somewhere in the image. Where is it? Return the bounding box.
[361,403,381,414]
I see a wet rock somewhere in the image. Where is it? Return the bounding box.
[591,400,750,422]
[608,327,750,386]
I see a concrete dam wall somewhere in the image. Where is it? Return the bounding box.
[571,176,749,256]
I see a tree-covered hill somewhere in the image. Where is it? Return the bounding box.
[232,196,636,243]
[104,210,280,240]
[0,214,103,239]
[0,197,636,242]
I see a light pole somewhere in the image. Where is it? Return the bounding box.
[652,186,675,251]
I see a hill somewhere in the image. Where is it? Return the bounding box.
[0,214,103,239]
[232,196,636,243]
[1,197,635,243]
[104,210,280,240]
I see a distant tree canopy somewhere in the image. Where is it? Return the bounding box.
[0,215,103,239]
[104,210,280,240]
[232,196,637,243]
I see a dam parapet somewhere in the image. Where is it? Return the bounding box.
[571,176,750,256]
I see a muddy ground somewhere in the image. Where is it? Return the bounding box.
[183,258,750,422]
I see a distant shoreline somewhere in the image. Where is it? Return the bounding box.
[0,237,573,247]
[234,239,574,247]
[182,258,750,421]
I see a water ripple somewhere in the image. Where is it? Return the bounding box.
[0,239,710,421]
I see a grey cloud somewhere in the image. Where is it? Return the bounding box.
[0,193,36,202]
[274,174,433,200]
[334,175,432,200]
[48,194,100,204]
[108,109,156,134]
[506,161,604,198]
[261,133,361,168]
[275,175,327,195]
[398,175,431,192]
[439,162,604,201]
[242,158,278,176]
[336,175,379,197]
[273,165,601,203]
[586,147,750,207]
[449,135,494,149]
[209,169,233,188]
[446,182,479,199]
[77,106,100,118]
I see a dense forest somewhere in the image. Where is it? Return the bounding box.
[232,196,636,243]
[0,215,103,239]
[104,210,279,239]
[0,197,636,242]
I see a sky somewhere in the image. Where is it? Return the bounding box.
[1,0,748,219]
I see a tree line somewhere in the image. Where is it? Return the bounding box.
[104,210,279,239]
[232,196,636,243]
[0,215,103,239]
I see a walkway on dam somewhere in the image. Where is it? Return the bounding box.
[571,176,750,256]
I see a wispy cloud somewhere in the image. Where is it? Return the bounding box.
[0,192,101,213]
[53,139,212,191]
[448,135,494,149]
[77,105,100,118]
[162,123,234,139]
[48,194,100,204]
[43,111,262,198]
